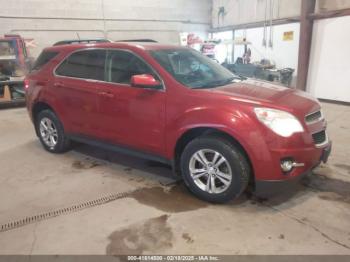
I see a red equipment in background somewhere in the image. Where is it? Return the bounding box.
[0,34,33,107]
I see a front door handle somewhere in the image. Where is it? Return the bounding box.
[98,91,115,98]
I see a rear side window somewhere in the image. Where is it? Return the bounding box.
[32,51,58,71]
[55,49,106,81]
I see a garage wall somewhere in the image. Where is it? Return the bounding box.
[307,15,350,103]
[0,0,211,57]
[316,0,350,12]
[212,0,301,29]
[212,0,350,29]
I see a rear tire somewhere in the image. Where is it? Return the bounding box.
[35,110,71,153]
[180,136,250,203]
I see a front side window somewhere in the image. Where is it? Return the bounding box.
[150,48,239,89]
[56,49,106,81]
[106,50,157,85]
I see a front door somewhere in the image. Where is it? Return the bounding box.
[96,50,166,156]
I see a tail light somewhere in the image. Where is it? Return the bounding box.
[24,78,30,90]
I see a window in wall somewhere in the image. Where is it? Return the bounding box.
[212,31,234,64]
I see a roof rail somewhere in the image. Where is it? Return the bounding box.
[116,39,158,43]
[53,39,112,46]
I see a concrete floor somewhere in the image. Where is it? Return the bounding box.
[0,102,349,255]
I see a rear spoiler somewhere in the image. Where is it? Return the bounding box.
[53,39,112,46]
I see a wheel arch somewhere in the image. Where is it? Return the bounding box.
[32,102,57,136]
[173,127,254,183]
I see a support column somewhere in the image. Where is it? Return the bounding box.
[296,0,316,91]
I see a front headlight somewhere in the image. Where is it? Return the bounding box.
[254,108,304,137]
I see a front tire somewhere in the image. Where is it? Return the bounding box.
[180,136,250,203]
[35,110,71,153]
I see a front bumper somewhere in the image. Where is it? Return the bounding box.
[254,142,332,198]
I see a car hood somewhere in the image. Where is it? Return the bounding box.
[208,79,320,115]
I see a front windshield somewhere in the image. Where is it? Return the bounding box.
[150,48,239,89]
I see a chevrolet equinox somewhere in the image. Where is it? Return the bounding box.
[25,42,332,203]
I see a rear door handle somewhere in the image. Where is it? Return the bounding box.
[98,91,115,98]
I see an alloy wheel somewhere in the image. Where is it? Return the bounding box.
[189,149,232,194]
[39,117,58,148]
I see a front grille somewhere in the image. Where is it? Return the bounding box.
[305,110,322,123]
[312,130,327,145]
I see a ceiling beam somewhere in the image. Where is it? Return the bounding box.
[309,8,350,20]
[210,17,300,32]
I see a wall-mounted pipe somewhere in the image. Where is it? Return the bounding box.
[11,28,179,34]
[269,0,274,48]
[101,0,107,38]
[0,15,209,25]
[10,28,180,42]
[262,0,268,47]
[11,29,105,33]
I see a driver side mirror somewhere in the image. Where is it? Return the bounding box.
[131,74,162,89]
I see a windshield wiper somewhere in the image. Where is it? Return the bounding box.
[193,77,238,89]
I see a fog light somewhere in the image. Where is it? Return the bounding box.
[280,160,294,172]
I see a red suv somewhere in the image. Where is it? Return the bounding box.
[25,42,331,203]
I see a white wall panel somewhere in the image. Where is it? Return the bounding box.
[307,16,350,103]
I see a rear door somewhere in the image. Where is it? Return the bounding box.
[95,49,166,155]
[54,49,106,137]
